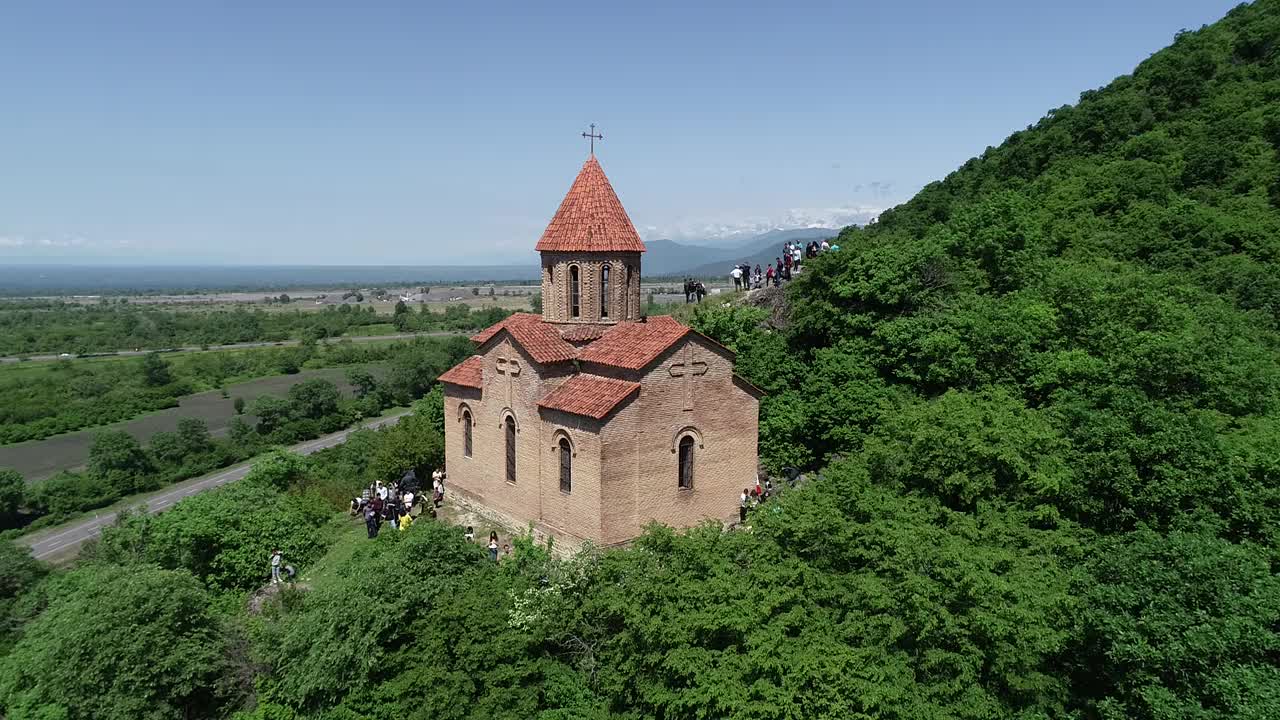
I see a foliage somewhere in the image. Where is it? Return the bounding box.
[0,563,227,720]
[89,476,330,592]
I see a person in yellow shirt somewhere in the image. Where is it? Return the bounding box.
[398,507,414,532]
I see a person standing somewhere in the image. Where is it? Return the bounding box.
[739,489,750,524]
[270,549,283,585]
[488,531,499,562]
[364,505,379,538]
[730,265,741,291]
[398,507,414,532]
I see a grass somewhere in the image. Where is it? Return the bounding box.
[301,517,370,589]
[343,322,398,337]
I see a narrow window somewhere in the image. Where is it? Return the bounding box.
[678,435,695,489]
[600,264,610,319]
[505,416,517,483]
[559,437,572,493]
[621,266,629,319]
[569,266,580,318]
[462,409,473,458]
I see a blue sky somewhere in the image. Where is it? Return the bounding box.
[0,0,1244,265]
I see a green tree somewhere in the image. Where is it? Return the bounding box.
[0,564,228,719]
[234,396,246,414]
[140,351,172,386]
[250,395,295,435]
[286,378,341,420]
[346,368,378,399]
[0,470,24,518]
[87,430,154,495]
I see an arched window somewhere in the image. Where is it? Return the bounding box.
[600,264,610,319]
[569,265,580,318]
[621,265,629,319]
[559,437,572,493]
[462,409,473,458]
[504,415,517,483]
[678,435,695,489]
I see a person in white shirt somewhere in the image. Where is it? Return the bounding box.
[730,265,743,291]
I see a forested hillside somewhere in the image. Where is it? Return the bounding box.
[1,3,1278,719]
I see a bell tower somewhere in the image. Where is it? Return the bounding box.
[535,144,644,324]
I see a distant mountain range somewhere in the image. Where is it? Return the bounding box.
[643,228,839,278]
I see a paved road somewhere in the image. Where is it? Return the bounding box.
[0,330,464,364]
[17,411,409,562]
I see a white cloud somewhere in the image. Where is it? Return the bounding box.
[0,234,129,250]
[643,204,885,243]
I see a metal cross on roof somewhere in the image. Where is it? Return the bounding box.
[581,123,603,155]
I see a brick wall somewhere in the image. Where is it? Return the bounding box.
[540,251,641,323]
[443,329,760,549]
[596,335,760,544]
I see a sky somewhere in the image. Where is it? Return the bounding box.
[0,0,1246,265]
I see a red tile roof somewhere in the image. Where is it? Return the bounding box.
[559,324,611,343]
[538,374,640,419]
[577,315,690,370]
[438,355,483,389]
[469,313,578,365]
[534,157,647,254]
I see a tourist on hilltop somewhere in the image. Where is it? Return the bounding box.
[783,251,793,280]
[766,264,776,287]
[792,243,803,269]
[683,278,693,303]
[375,481,388,501]
[730,265,742,292]
[402,489,414,515]
[270,549,283,585]
[821,238,830,252]
[753,264,763,289]
[398,507,414,532]
[364,504,380,538]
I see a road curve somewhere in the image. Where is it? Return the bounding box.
[17,411,409,562]
[0,330,465,364]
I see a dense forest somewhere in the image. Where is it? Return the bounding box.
[2,3,1279,718]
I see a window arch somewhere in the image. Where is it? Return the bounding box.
[504,415,517,483]
[620,265,629,319]
[558,437,572,493]
[569,265,581,319]
[600,263,610,319]
[462,408,473,458]
[678,435,695,489]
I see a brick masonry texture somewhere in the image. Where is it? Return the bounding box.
[442,330,759,548]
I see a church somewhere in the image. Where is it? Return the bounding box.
[438,149,761,547]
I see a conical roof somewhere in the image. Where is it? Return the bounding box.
[534,157,647,253]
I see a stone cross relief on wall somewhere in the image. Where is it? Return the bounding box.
[668,343,707,411]
[496,355,521,406]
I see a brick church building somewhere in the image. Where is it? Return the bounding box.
[438,153,761,547]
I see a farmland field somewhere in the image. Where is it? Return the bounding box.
[0,366,374,481]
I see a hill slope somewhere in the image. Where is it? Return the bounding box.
[722,2,1280,717]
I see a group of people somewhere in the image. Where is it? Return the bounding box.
[738,475,776,524]
[464,526,513,562]
[351,468,447,539]
[682,278,708,303]
[730,238,836,291]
